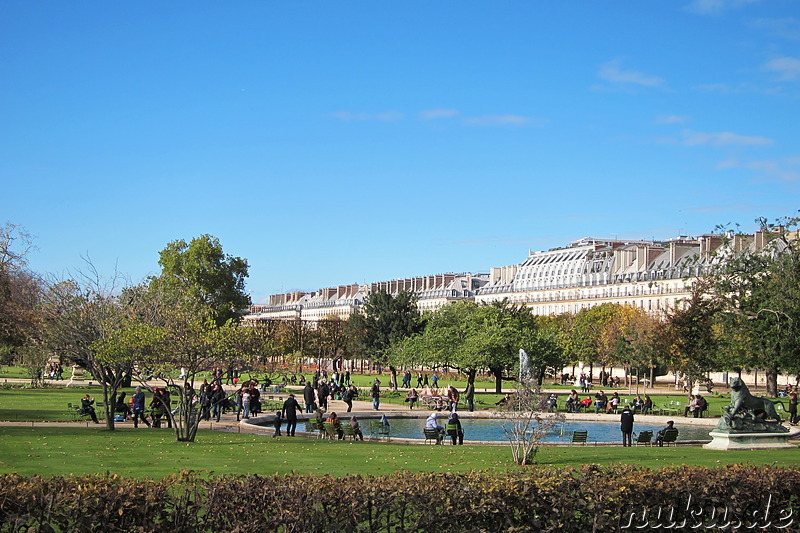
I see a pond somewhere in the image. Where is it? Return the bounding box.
[301,417,713,443]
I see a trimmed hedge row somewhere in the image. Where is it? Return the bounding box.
[1,465,799,532]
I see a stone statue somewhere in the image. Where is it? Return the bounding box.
[717,377,788,433]
[518,349,532,382]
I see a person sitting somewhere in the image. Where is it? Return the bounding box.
[684,395,697,417]
[445,412,464,445]
[654,420,677,447]
[642,395,653,415]
[80,394,100,424]
[566,390,579,413]
[495,393,512,406]
[326,411,344,439]
[114,392,130,420]
[578,397,592,412]
[605,392,620,413]
[631,395,644,414]
[694,394,708,418]
[349,416,365,441]
[405,388,419,410]
[425,411,444,443]
[595,391,607,413]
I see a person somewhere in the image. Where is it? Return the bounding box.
[655,420,676,447]
[273,411,283,437]
[303,381,316,413]
[317,380,330,412]
[371,379,381,410]
[80,394,100,424]
[495,394,511,406]
[606,392,620,413]
[131,387,151,428]
[241,388,251,419]
[789,389,798,426]
[342,385,357,413]
[642,395,653,415]
[463,381,475,412]
[566,390,579,413]
[431,372,439,388]
[114,392,130,420]
[416,373,423,388]
[349,416,365,441]
[199,379,211,421]
[684,395,697,417]
[326,411,344,439]
[150,388,167,428]
[405,388,419,410]
[694,394,708,418]
[425,411,444,444]
[402,370,411,388]
[281,393,302,436]
[620,405,634,447]
[447,385,460,412]
[594,391,607,413]
[547,393,558,412]
[578,396,592,411]
[446,412,464,445]
[631,395,644,414]
[210,383,226,422]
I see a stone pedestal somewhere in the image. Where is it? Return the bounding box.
[703,430,797,450]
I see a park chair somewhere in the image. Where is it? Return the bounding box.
[323,423,340,440]
[570,430,588,445]
[66,403,80,421]
[368,420,391,441]
[660,428,679,447]
[423,427,443,445]
[634,430,653,446]
[307,419,325,438]
[341,424,358,441]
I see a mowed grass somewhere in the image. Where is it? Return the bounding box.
[0,426,798,479]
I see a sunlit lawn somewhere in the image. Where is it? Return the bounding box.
[0,426,797,480]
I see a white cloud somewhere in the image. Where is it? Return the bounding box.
[750,18,800,41]
[655,115,689,124]
[463,114,535,126]
[598,60,663,87]
[420,109,459,120]
[715,156,800,181]
[680,130,773,146]
[685,0,761,15]
[763,57,800,80]
[329,111,404,122]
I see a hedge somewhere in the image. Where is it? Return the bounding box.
[1,465,798,532]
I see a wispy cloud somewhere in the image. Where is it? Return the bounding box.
[763,57,800,80]
[598,60,663,87]
[463,114,538,126]
[420,108,459,120]
[679,129,773,147]
[750,18,800,41]
[684,0,761,15]
[716,156,800,181]
[655,114,690,124]
[329,111,404,122]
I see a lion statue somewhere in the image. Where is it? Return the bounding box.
[725,377,784,425]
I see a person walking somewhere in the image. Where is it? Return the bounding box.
[620,405,634,447]
[371,379,381,410]
[131,387,151,428]
[281,393,302,436]
[303,381,315,413]
[463,381,475,412]
[342,385,357,413]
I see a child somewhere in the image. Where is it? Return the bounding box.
[273,411,283,437]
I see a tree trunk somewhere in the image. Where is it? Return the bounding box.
[490,366,503,394]
[766,366,779,397]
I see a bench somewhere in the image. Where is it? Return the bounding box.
[570,430,588,445]
[658,428,679,447]
[424,427,443,444]
[634,430,653,446]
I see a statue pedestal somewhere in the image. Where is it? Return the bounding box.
[703,430,796,450]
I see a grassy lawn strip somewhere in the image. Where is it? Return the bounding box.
[1,426,797,479]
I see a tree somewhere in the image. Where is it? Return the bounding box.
[712,217,800,396]
[662,278,721,393]
[347,290,423,389]
[151,234,250,325]
[0,223,42,358]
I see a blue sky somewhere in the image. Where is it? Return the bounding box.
[2,1,799,303]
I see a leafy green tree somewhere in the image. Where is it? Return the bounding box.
[347,290,423,389]
[712,217,800,396]
[150,234,250,325]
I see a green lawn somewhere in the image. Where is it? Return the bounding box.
[0,426,798,479]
